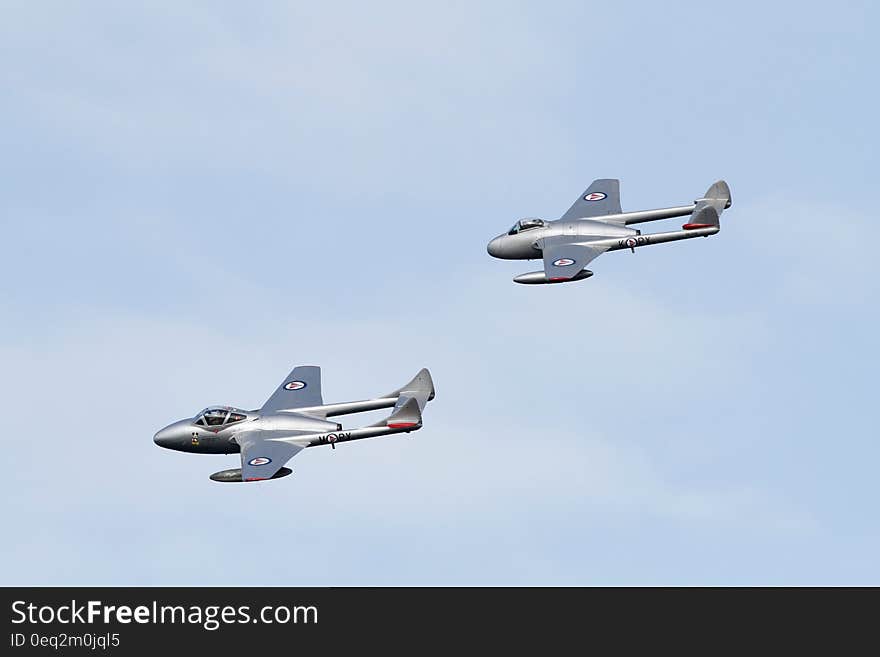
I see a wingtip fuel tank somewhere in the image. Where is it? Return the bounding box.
[210,467,293,483]
[513,270,594,284]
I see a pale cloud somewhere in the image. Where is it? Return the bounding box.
[0,255,818,583]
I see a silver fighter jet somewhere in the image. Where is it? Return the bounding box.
[154,366,435,482]
[487,179,732,284]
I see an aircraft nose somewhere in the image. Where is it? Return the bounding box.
[487,236,505,258]
[153,428,169,447]
[153,425,178,449]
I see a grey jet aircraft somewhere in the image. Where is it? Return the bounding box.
[154,366,435,482]
[487,179,732,283]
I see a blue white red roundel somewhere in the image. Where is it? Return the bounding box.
[284,380,306,390]
[553,258,576,267]
[583,192,606,201]
[248,457,272,466]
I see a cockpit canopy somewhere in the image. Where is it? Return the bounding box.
[194,407,248,427]
[508,218,547,235]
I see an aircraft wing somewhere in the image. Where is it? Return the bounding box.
[260,365,323,413]
[559,179,622,221]
[237,431,306,481]
[542,237,609,282]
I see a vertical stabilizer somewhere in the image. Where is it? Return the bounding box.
[684,180,731,229]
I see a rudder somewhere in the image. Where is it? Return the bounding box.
[684,180,731,229]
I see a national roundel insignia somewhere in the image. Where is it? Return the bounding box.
[553,258,576,267]
[284,380,306,391]
[583,192,607,201]
[248,457,272,466]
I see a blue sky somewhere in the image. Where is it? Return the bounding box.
[1,0,878,584]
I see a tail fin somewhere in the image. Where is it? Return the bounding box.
[703,180,732,209]
[384,368,435,410]
[384,396,422,429]
[371,368,434,431]
[684,180,731,230]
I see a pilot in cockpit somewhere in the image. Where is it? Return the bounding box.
[508,218,546,235]
[195,408,247,427]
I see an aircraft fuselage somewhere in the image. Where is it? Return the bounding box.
[153,411,340,455]
[487,218,638,260]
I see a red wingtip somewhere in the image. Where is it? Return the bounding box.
[388,422,417,429]
[682,223,713,230]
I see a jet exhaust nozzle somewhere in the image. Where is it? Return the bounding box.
[513,269,594,285]
[210,467,293,483]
